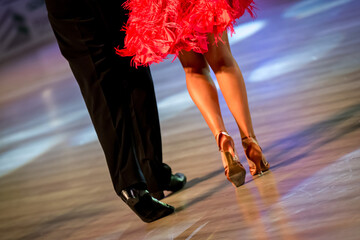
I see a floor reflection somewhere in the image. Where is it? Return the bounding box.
[235,171,300,240]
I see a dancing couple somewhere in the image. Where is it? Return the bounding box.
[45,0,269,223]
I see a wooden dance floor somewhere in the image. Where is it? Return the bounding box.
[1,0,360,239]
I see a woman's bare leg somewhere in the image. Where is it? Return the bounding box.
[204,32,256,139]
[179,50,246,182]
[204,32,265,169]
[178,51,226,137]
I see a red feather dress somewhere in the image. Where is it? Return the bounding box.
[116,0,256,67]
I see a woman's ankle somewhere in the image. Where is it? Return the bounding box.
[218,133,234,152]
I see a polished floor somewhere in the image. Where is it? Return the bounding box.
[1,0,360,239]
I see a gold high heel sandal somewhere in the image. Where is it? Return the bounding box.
[215,131,246,187]
[242,137,269,176]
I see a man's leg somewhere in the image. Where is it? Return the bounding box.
[44,0,175,222]
[127,67,172,193]
[92,0,186,195]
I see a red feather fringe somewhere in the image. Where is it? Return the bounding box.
[116,0,256,67]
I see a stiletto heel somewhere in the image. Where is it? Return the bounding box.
[215,132,246,187]
[242,137,269,176]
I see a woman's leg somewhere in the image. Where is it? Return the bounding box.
[179,50,246,185]
[204,32,268,175]
[178,51,235,155]
[178,51,226,136]
[204,32,255,139]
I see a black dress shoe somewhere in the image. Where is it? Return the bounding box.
[165,173,187,192]
[150,191,165,200]
[120,187,174,223]
[150,173,187,200]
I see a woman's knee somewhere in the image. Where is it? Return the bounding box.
[182,65,209,76]
[205,32,237,73]
[179,52,209,75]
[206,54,236,74]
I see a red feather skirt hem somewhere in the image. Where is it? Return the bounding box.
[116,0,256,67]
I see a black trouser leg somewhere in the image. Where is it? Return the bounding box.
[128,67,172,193]
[45,0,171,195]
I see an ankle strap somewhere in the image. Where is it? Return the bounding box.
[242,136,261,149]
[241,136,256,141]
[215,131,230,151]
